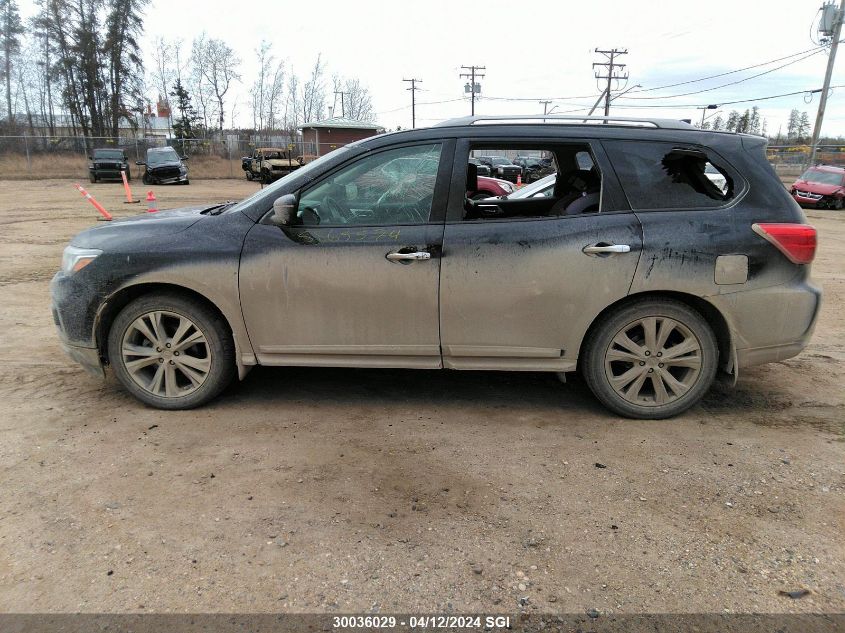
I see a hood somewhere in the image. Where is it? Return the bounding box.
[792,179,843,195]
[71,205,208,248]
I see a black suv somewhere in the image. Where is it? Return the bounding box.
[52,115,820,418]
[88,148,131,182]
[137,147,190,185]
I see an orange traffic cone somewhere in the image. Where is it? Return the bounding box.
[516,173,523,188]
[146,190,158,213]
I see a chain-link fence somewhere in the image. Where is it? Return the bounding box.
[0,133,317,180]
[767,145,845,180]
[2,134,844,181]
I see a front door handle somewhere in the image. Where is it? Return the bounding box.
[386,250,431,262]
[582,243,631,255]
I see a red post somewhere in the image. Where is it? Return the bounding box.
[74,184,113,221]
[146,190,158,213]
[121,170,139,204]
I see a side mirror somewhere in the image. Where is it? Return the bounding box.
[181,156,189,161]
[269,194,298,227]
[135,161,145,166]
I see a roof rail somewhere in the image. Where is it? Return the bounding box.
[434,114,695,130]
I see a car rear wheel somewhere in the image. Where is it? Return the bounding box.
[107,293,235,410]
[581,298,718,419]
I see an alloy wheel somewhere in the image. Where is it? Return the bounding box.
[604,316,703,407]
[120,310,212,398]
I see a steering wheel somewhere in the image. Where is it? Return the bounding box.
[323,196,351,223]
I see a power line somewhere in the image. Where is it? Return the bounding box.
[627,44,828,94]
[477,44,836,104]
[617,49,825,100]
[402,78,422,128]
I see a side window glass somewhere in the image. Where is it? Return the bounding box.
[604,141,735,210]
[298,144,442,226]
[464,145,601,220]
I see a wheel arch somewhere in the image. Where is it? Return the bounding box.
[577,290,734,376]
[94,282,251,379]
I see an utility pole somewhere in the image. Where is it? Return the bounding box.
[403,78,422,128]
[593,48,628,117]
[460,65,485,116]
[807,0,845,168]
[333,91,348,117]
[539,100,552,115]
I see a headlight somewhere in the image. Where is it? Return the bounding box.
[62,246,102,274]
[501,182,514,193]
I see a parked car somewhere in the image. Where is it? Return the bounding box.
[513,156,555,183]
[242,148,304,183]
[136,147,189,185]
[790,165,845,210]
[469,175,515,199]
[468,157,491,176]
[478,155,522,182]
[52,115,820,419]
[88,148,131,183]
[504,173,557,198]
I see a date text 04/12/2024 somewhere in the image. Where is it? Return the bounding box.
[332,615,512,629]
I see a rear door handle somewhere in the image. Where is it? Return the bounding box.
[386,250,431,262]
[582,243,631,255]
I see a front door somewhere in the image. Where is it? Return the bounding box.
[239,141,453,368]
[439,138,643,371]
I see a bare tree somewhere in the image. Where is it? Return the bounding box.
[192,34,241,131]
[249,40,272,132]
[340,77,374,122]
[298,54,326,126]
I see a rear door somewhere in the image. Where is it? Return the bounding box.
[439,138,642,371]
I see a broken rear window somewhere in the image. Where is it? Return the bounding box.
[603,141,735,210]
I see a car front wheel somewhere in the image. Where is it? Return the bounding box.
[107,293,235,409]
[581,298,718,419]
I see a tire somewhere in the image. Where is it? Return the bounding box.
[89,173,97,183]
[182,179,190,185]
[246,171,254,181]
[107,293,236,410]
[581,298,718,419]
[125,170,131,181]
[142,172,151,185]
[262,171,273,184]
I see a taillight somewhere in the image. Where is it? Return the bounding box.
[752,223,817,264]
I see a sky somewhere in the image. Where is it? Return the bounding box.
[16,0,845,138]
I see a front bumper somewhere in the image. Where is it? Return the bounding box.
[51,271,105,378]
[92,169,126,180]
[791,192,822,207]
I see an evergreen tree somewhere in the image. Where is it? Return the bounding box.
[170,78,200,142]
[1,0,25,125]
[797,111,811,141]
[725,110,740,132]
[787,109,800,140]
[711,115,724,131]
[736,109,751,134]
[749,106,761,135]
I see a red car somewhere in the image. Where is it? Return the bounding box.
[790,165,845,210]
[468,175,515,200]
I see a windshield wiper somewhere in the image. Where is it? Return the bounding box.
[201,201,236,216]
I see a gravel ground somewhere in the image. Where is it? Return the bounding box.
[0,179,843,614]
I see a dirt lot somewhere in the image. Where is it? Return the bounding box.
[0,179,843,615]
